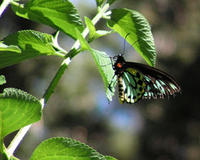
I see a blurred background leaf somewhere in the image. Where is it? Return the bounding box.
[0,75,6,85]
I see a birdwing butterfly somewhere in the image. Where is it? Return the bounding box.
[108,55,181,104]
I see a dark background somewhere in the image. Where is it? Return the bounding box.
[0,0,200,160]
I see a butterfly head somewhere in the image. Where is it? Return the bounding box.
[111,55,127,75]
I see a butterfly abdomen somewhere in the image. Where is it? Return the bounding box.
[118,76,125,103]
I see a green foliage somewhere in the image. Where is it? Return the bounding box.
[9,156,19,160]
[0,42,21,53]
[107,8,157,66]
[75,28,91,51]
[96,0,106,7]
[0,150,19,160]
[30,137,117,160]
[0,30,63,69]
[11,0,84,39]
[0,151,8,160]
[107,0,117,5]
[0,75,6,85]
[89,49,116,101]
[96,0,117,7]
[0,0,158,159]
[85,17,97,42]
[105,156,118,160]
[0,88,42,138]
[75,29,115,101]
[85,17,113,43]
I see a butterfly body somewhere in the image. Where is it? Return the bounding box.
[109,55,181,104]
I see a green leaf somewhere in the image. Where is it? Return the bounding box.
[0,75,6,86]
[89,49,115,101]
[9,156,20,160]
[11,0,84,39]
[107,8,156,66]
[96,0,116,7]
[96,0,106,7]
[85,16,96,42]
[0,152,19,160]
[74,29,115,101]
[31,137,116,160]
[0,88,42,138]
[0,42,21,53]
[75,28,91,51]
[85,17,113,42]
[1,145,19,160]
[0,151,8,160]
[105,156,118,160]
[0,30,63,69]
[107,0,117,5]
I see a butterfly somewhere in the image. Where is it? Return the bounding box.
[108,55,181,104]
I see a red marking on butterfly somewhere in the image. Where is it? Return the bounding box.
[117,63,123,68]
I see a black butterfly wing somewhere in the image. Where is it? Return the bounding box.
[124,62,181,100]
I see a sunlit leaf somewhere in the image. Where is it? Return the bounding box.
[0,30,63,69]
[0,42,21,53]
[75,28,91,51]
[105,156,118,160]
[85,16,113,42]
[96,0,106,7]
[11,0,84,39]
[31,137,117,160]
[107,8,156,66]
[0,88,42,138]
[85,16,96,42]
[89,49,116,101]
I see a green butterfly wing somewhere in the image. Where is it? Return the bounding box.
[143,75,180,99]
[117,67,180,104]
[118,68,146,103]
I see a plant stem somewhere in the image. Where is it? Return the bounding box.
[43,58,70,102]
[71,3,110,50]
[7,125,31,158]
[0,0,12,17]
[44,3,110,100]
[6,3,110,158]
[0,112,3,154]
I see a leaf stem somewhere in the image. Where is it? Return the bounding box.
[0,0,12,18]
[6,3,110,158]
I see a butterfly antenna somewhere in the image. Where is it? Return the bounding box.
[122,33,130,56]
